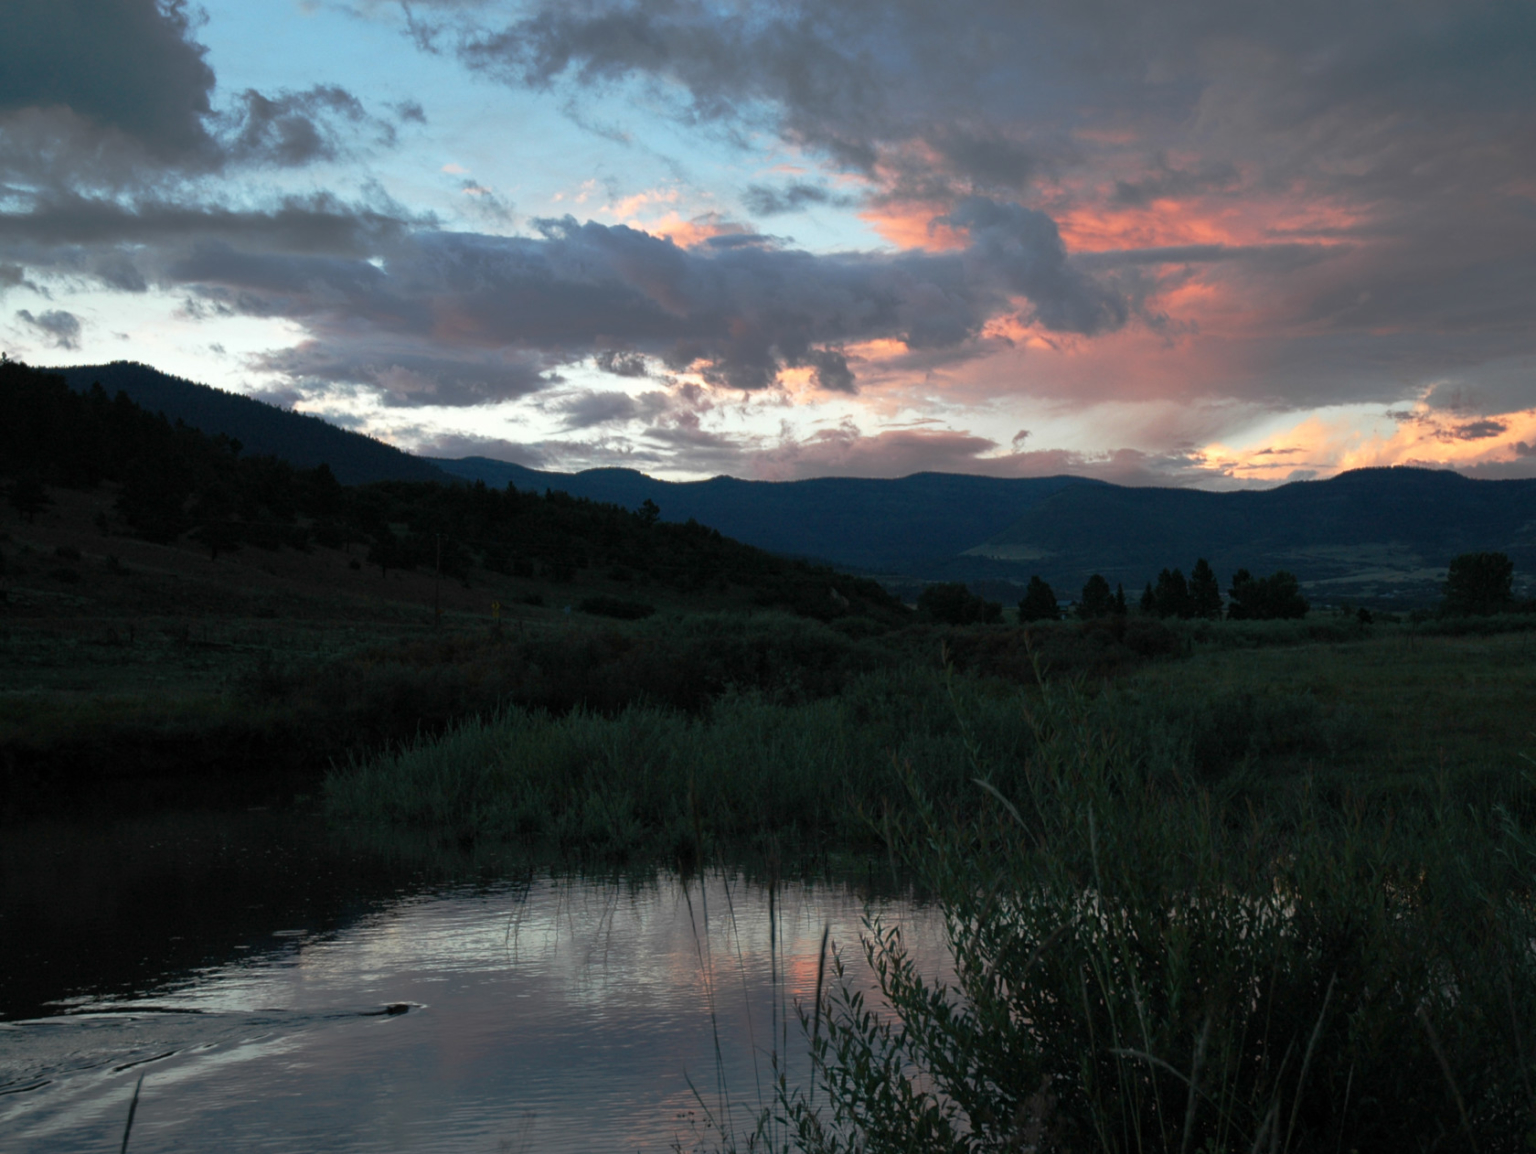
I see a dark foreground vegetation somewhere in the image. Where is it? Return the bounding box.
[7,355,1536,1149]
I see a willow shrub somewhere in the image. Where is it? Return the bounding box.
[774,682,1536,1153]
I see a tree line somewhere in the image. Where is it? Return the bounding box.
[918,551,1525,625]
[0,358,905,624]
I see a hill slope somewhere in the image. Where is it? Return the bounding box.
[430,457,1100,571]
[968,467,1536,602]
[57,362,445,485]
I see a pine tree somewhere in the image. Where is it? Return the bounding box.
[1019,575,1061,622]
[1077,573,1115,619]
[1189,558,1223,619]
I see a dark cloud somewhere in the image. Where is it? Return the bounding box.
[16,308,81,349]
[0,0,216,164]
[221,85,395,167]
[122,200,1126,403]
[595,349,650,377]
[251,342,556,408]
[551,388,675,430]
[742,182,853,216]
[1110,154,1241,208]
[942,197,1127,335]
[795,348,857,394]
[0,1,412,187]
[1447,418,1508,441]
[1516,442,1536,458]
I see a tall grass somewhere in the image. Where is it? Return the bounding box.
[324,665,1040,857]
[763,679,1536,1152]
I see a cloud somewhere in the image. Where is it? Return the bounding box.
[251,342,557,408]
[1110,155,1242,208]
[16,307,81,349]
[549,387,673,429]
[742,182,853,216]
[96,200,1122,404]
[0,0,217,166]
[0,0,413,187]
[221,85,396,167]
[595,349,650,377]
[1447,418,1508,441]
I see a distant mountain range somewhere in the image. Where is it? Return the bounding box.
[428,456,1097,572]
[52,361,1536,605]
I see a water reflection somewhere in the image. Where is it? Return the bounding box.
[0,823,945,1153]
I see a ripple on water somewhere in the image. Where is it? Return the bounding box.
[0,872,946,1154]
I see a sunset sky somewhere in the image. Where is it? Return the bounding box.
[4,0,1535,485]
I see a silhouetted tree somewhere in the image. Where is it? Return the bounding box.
[1018,575,1061,622]
[1189,558,1223,619]
[1227,569,1309,620]
[1139,582,1155,614]
[1153,568,1193,619]
[1077,574,1115,619]
[1114,583,1128,615]
[921,581,1003,624]
[638,498,661,526]
[1443,551,1514,615]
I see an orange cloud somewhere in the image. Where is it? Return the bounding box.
[1207,407,1536,481]
[858,202,968,251]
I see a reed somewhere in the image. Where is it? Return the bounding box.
[766,676,1536,1152]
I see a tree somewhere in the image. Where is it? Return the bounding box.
[1189,558,1223,619]
[1114,583,1128,615]
[1018,575,1061,622]
[1139,582,1156,614]
[1442,551,1514,615]
[1153,568,1193,619]
[637,498,661,526]
[1227,569,1309,620]
[921,581,1002,624]
[1077,574,1115,619]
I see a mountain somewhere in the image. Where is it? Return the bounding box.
[964,467,1536,603]
[37,360,1536,605]
[56,362,446,485]
[429,457,1101,571]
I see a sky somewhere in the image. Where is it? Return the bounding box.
[3,0,1535,486]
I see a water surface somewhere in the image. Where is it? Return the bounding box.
[0,816,944,1153]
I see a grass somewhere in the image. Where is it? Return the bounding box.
[324,664,1039,859]
[729,674,1536,1152]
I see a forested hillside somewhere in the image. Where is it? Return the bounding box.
[57,361,445,485]
[0,359,906,624]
